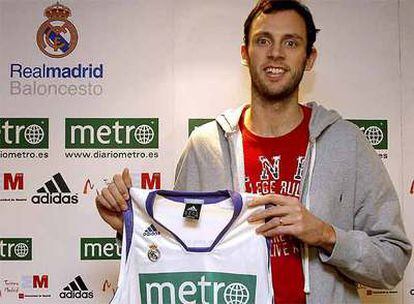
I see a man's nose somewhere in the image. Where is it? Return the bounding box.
[267,43,285,60]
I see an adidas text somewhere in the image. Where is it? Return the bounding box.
[59,291,93,299]
[31,193,79,204]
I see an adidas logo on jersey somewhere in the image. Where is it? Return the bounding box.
[31,173,79,204]
[183,203,202,220]
[143,224,160,237]
[59,275,93,299]
[187,206,198,212]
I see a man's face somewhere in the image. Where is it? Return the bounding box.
[242,10,316,101]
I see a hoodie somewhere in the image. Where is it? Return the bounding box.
[174,102,412,304]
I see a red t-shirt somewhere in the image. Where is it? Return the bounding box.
[240,105,311,304]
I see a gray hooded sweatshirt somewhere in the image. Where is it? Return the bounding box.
[174,102,412,304]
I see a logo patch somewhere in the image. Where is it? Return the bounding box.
[147,244,161,262]
[37,3,78,58]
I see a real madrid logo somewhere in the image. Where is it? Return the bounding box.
[36,2,78,58]
[147,244,161,262]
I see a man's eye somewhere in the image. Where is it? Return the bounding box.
[285,40,298,48]
[257,37,271,46]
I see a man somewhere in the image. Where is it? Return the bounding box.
[96,1,411,303]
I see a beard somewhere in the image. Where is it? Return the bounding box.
[249,61,306,102]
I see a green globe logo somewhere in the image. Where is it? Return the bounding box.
[24,124,45,145]
[134,124,154,145]
[14,243,29,258]
[224,283,250,304]
[364,126,383,146]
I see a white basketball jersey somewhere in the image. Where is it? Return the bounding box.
[110,188,273,304]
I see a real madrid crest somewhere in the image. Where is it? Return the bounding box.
[147,244,161,262]
[36,2,78,58]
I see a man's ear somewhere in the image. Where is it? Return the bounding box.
[241,44,249,66]
[305,47,317,71]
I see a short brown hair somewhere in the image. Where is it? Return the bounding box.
[244,0,320,56]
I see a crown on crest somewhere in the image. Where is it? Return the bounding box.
[44,2,71,20]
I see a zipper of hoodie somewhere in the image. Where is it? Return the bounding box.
[298,137,316,296]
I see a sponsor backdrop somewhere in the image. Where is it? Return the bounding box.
[0,0,412,303]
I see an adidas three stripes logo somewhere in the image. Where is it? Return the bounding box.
[63,276,89,291]
[37,173,71,193]
[143,224,160,236]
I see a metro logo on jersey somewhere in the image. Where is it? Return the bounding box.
[0,173,24,190]
[139,272,256,304]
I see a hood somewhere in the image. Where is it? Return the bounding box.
[215,102,342,140]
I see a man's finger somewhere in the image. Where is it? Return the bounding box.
[248,205,291,222]
[114,174,129,200]
[122,168,133,188]
[248,194,297,207]
[108,182,128,211]
[255,216,285,234]
[101,188,121,212]
[95,194,114,212]
[262,225,294,238]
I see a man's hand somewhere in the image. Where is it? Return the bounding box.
[248,194,336,253]
[95,168,132,234]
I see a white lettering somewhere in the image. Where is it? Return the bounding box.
[96,125,111,144]
[213,282,225,303]
[112,121,124,144]
[125,125,135,144]
[146,282,175,304]
[102,243,114,257]
[84,243,102,257]
[178,281,196,304]
[259,156,280,180]
[71,125,94,144]
[294,156,305,181]
[197,275,212,304]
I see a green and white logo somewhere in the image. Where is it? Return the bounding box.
[65,118,158,149]
[139,272,256,304]
[188,119,214,137]
[0,238,32,260]
[0,118,48,149]
[80,238,121,260]
[349,120,388,150]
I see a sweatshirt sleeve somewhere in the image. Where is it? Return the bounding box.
[319,130,412,289]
